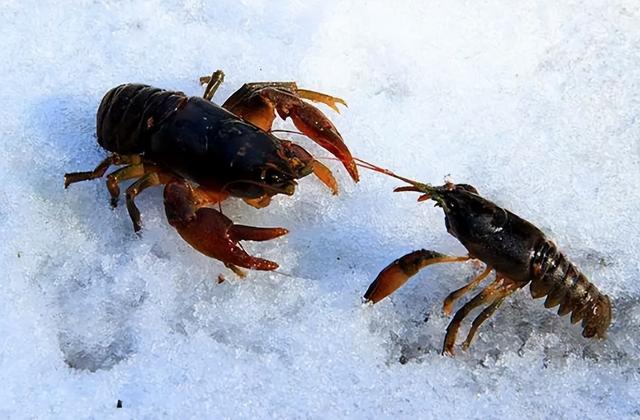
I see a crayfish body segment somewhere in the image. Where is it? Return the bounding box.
[65,71,358,275]
[359,164,612,356]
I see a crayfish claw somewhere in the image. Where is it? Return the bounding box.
[364,258,415,304]
[393,186,422,193]
[295,88,347,114]
[257,87,358,182]
[164,181,283,274]
[229,225,288,242]
[285,100,359,182]
[365,250,467,304]
[221,82,357,182]
[168,206,281,272]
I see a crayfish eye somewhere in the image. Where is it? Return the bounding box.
[263,169,283,184]
[444,198,457,210]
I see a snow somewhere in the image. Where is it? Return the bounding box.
[1,0,639,418]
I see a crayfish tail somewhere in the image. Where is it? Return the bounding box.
[529,241,612,339]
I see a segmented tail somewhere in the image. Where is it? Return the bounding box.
[97,84,186,154]
[529,240,612,338]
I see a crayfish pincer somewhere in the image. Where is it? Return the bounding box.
[64,70,359,275]
[357,160,611,356]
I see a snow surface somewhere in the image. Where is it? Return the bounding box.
[1,0,640,418]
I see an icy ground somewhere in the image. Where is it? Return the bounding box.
[1,0,639,418]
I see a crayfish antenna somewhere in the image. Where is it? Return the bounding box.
[352,157,436,196]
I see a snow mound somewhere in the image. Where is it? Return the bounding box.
[1,1,639,418]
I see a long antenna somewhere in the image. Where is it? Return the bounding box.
[314,155,439,199]
[352,158,436,195]
[353,158,417,184]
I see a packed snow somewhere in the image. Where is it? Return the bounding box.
[1,0,639,418]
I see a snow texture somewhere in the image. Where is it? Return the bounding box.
[1,0,639,418]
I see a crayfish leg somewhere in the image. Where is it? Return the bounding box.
[164,181,287,274]
[461,297,506,351]
[64,154,141,188]
[105,164,145,207]
[442,266,493,316]
[65,153,174,232]
[125,170,176,232]
[364,250,469,304]
[243,195,272,209]
[200,70,225,101]
[442,276,523,356]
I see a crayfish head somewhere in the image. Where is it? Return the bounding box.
[218,138,299,199]
[437,184,507,242]
[223,164,297,199]
[224,139,310,198]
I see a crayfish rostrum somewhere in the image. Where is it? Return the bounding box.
[64,70,358,275]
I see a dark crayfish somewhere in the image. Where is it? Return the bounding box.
[357,159,611,356]
[64,70,358,275]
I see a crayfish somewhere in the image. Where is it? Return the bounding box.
[64,70,358,275]
[357,159,612,356]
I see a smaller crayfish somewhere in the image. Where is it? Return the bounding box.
[357,159,612,356]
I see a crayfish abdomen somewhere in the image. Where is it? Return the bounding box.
[529,240,611,338]
[97,84,186,154]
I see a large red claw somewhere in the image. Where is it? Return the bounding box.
[287,103,359,182]
[170,207,284,271]
[164,182,286,271]
[364,250,461,304]
[364,260,415,304]
[259,89,359,182]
